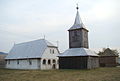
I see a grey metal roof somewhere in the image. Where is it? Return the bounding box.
[58,48,98,57]
[69,11,85,31]
[5,39,56,59]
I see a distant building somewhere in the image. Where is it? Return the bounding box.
[5,39,59,69]
[58,6,99,69]
[118,57,120,65]
[99,48,119,67]
[0,52,7,68]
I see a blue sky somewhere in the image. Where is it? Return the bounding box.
[0,0,120,53]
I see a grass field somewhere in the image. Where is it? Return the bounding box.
[0,67,120,81]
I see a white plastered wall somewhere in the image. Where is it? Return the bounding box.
[41,47,59,70]
[6,59,39,69]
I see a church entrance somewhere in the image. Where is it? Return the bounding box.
[52,64,56,69]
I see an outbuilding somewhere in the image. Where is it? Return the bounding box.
[99,48,119,67]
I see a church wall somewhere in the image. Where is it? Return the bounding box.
[6,59,39,69]
[59,56,99,69]
[69,29,83,48]
[69,29,88,48]
[41,47,59,70]
[40,58,58,70]
[82,29,89,48]
[87,56,99,69]
[59,56,88,69]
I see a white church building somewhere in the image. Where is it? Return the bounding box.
[5,39,59,69]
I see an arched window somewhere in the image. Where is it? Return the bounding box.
[43,59,46,64]
[48,59,51,65]
[53,59,56,63]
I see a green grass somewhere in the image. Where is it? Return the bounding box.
[0,67,120,81]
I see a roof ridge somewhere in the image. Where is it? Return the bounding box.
[15,39,44,45]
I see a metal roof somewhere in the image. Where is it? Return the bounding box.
[69,11,85,31]
[58,48,98,57]
[5,39,56,59]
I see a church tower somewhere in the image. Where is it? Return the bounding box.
[58,5,99,69]
[58,6,99,69]
[68,6,89,48]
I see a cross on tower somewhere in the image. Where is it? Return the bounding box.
[76,3,79,10]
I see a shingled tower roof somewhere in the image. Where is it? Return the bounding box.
[69,5,85,30]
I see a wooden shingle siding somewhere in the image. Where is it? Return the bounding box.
[59,56,88,69]
[99,56,118,67]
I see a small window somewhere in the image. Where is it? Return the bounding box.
[50,49,52,53]
[8,60,10,64]
[43,59,46,64]
[17,60,19,65]
[53,50,54,54]
[53,59,56,63]
[48,59,51,65]
[29,59,32,65]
